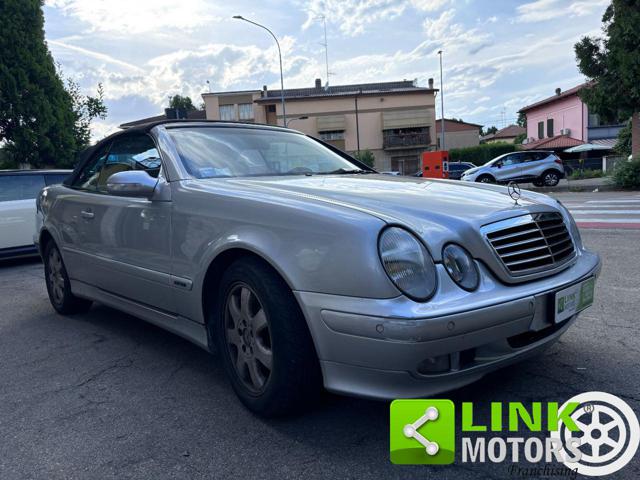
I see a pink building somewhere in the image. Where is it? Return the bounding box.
[519,83,624,151]
[519,84,588,148]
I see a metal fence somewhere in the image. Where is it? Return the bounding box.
[602,155,626,174]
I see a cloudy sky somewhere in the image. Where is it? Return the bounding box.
[43,0,609,139]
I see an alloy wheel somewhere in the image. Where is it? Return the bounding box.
[224,283,273,393]
[48,247,65,306]
[544,172,560,186]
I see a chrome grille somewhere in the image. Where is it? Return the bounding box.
[483,212,575,275]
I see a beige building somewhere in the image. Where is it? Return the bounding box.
[481,124,526,144]
[202,79,438,173]
[435,118,482,150]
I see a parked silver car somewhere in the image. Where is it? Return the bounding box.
[461,151,565,186]
[35,121,600,416]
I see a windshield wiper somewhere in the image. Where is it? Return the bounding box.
[318,168,373,175]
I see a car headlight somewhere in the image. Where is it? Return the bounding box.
[442,244,480,291]
[378,227,437,301]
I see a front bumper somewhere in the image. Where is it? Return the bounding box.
[294,249,601,400]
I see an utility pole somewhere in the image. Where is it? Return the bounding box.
[438,50,445,151]
[318,15,330,88]
[233,16,286,126]
[355,89,362,154]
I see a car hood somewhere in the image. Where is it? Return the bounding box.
[221,173,559,234]
[462,165,481,175]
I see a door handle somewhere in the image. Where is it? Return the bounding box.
[81,210,95,219]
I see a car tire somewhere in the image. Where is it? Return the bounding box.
[212,257,322,417]
[541,170,561,187]
[476,174,495,184]
[532,180,544,187]
[44,241,92,314]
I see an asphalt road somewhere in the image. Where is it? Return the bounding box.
[1,191,639,480]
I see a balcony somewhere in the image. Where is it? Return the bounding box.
[383,131,430,150]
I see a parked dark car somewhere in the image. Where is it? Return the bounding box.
[447,161,476,180]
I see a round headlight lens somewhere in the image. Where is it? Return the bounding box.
[378,227,437,301]
[442,244,479,291]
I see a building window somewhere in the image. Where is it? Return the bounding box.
[537,121,544,139]
[547,118,554,137]
[219,105,235,121]
[319,130,345,141]
[238,103,254,120]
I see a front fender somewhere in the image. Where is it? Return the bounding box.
[170,182,400,323]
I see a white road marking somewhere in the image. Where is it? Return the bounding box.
[585,199,640,204]
[565,204,640,208]
[569,210,640,215]
[573,218,640,223]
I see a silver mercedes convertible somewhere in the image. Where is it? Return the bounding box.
[35,120,600,416]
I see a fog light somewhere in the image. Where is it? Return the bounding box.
[417,355,450,374]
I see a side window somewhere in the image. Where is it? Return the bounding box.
[502,154,516,166]
[537,122,544,139]
[96,135,160,192]
[73,144,110,191]
[0,175,46,202]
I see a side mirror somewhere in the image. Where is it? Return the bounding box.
[495,162,502,169]
[106,170,157,198]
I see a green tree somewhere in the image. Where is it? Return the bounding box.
[63,74,107,150]
[168,95,197,111]
[517,111,527,128]
[614,119,632,157]
[574,0,640,156]
[353,150,375,168]
[514,133,527,144]
[482,126,498,137]
[0,0,78,167]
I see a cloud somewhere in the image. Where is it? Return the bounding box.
[42,0,608,138]
[407,0,451,11]
[300,0,452,36]
[45,0,219,33]
[515,0,608,23]
[48,40,145,73]
[422,9,493,55]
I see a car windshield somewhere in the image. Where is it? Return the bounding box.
[167,127,363,178]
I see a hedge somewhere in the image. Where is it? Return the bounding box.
[448,143,518,166]
[612,158,640,189]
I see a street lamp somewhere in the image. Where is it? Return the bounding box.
[285,116,308,128]
[233,15,286,126]
[437,50,445,150]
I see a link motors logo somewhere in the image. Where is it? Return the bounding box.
[550,391,640,476]
[390,392,639,476]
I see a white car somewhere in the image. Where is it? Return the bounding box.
[461,151,565,186]
[0,170,71,259]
